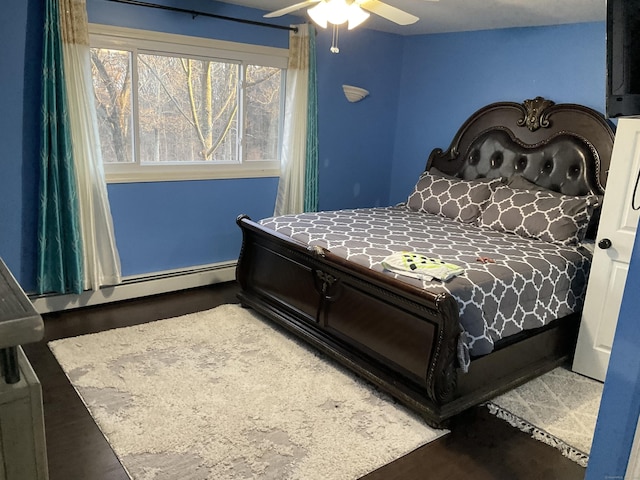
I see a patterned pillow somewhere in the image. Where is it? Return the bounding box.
[478,185,600,246]
[406,171,501,223]
[507,175,603,240]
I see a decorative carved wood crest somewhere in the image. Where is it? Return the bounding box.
[517,96,555,131]
[315,270,338,297]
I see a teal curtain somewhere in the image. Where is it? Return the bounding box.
[37,0,84,294]
[304,25,319,213]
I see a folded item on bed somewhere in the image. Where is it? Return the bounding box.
[382,252,464,281]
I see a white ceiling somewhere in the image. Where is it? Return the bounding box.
[219,0,606,35]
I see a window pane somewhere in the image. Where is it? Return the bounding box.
[245,65,282,162]
[91,48,133,164]
[137,54,239,163]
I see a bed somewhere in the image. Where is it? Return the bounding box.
[235,97,614,427]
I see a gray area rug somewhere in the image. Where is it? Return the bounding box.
[487,366,603,467]
[49,304,447,480]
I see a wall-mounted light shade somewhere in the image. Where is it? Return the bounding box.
[343,85,369,102]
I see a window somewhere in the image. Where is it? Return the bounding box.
[89,25,288,182]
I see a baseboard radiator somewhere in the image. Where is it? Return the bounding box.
[29,261,237,314]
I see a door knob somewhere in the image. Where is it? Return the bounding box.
[598,238,612,249]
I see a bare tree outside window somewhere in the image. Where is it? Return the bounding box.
[89,41,284,175]
[245,65,281,162]
[137,54,239,163]
[91,48,132,164]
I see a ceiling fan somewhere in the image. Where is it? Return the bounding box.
[264,0,438,29]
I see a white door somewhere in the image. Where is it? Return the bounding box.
[572,118,640,382]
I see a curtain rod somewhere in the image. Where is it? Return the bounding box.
[107,0,298,33]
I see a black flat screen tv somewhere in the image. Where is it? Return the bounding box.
[607,0,640,117]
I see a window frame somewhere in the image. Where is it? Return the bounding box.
[89,24,288,183]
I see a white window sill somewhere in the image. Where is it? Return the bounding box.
[105,164,280,183]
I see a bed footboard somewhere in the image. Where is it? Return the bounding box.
[236,215,461,424]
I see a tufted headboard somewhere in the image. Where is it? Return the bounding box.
[426,97,615,198]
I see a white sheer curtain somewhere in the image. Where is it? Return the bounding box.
[274,24,311,216]
[60,0,122,289]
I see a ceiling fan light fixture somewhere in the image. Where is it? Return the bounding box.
[347,3,370,29]
[324,0,350,25]
[307,1,329,28]
[308,0,369,30]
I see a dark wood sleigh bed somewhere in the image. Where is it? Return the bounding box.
[235,97,614,427]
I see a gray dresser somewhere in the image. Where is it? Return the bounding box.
[0,259,48,480]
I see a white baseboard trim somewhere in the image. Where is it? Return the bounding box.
[29,261,237,314]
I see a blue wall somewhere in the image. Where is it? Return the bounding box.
[0,1,27,280]
[107,179,279,276]
[391,22,606,202]
[315,28,402,211]
[0,0,42,290]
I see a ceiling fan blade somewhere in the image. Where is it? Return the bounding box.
[263,0,321,18]
[358,0,419,25]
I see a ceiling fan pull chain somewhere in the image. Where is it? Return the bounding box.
[330,24,340,53]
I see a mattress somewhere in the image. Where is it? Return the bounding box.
[260,206,592,370]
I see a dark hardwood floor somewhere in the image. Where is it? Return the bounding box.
[23,281,586,480]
